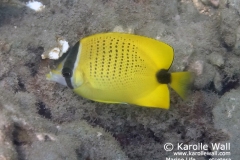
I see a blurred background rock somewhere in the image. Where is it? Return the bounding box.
[0,0,239,159]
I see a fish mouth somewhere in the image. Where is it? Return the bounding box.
[46,71,67,86]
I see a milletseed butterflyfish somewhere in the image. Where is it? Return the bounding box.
[46,32,192,109]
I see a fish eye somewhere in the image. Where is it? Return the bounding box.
[62,68,72,78]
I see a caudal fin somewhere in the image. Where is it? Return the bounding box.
[169,72,192,99]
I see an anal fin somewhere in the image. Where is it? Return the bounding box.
[132,85,170,109]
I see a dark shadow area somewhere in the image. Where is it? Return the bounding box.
[0,5,25,27]
[36,101,52,119]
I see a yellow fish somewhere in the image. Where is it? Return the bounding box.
[47,32,192,109]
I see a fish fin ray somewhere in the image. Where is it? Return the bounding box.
[93,99,121,104]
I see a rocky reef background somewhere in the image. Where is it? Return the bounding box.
[0,0,239,159]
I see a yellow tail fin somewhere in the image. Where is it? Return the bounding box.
[170,72,192,99]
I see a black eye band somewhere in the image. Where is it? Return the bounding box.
[62,67,72,78]
[62,67,74,89]
[61,41,80,89]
